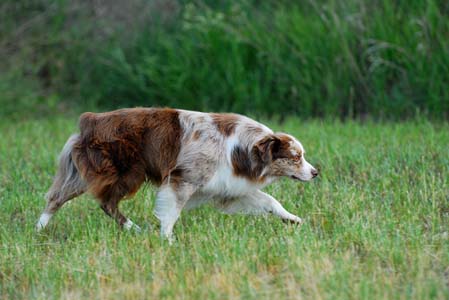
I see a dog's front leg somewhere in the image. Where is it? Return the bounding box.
[154,182,197,242]
[218,190,303,225]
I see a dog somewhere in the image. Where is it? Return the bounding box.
[36,108,318,240]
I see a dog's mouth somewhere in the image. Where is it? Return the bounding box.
[290,175,306,182]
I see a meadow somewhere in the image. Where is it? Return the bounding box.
[0,116,448,299]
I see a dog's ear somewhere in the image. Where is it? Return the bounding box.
[254,135,281,163]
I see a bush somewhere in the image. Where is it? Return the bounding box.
[1,0,449,119]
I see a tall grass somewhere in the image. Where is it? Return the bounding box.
[1,0,449,119]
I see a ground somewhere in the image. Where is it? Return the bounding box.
[0,117,448,300]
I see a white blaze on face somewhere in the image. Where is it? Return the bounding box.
[299,159,315,181]
[289,136,316,181]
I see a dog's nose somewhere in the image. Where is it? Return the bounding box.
[311,168,319,178]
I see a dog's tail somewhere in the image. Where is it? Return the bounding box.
[45,133,85,203]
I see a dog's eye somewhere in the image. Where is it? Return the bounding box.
[293,155,301,162]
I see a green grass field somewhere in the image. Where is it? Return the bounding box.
[1,117,448,299]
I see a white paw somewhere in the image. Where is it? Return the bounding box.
[36,222,44,232]
[132,224,142,233]
[283,215,303,225]
[293,216,304,225]
[36,213,52,232]
[160,230,175,245]
[123,219,142,233]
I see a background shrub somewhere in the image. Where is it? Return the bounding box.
[1,0,448,119]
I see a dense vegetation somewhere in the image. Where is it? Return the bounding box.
[1,118,448,299]
[1,0,448,119]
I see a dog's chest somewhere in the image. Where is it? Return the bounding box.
[202,165,259,197]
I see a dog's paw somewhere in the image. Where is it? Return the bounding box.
[282,216,304,226]
[132,224,142,233]
[123,219,142,233]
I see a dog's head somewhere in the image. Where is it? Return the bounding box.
[254,133,318,181]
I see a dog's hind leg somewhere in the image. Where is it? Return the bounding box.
[99,197,141,233]
[95,172,145,232]
[216,190,303,225]
[37,186,86,231]
[37,134,86,231]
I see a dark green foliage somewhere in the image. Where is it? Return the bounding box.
[1,0,448,119]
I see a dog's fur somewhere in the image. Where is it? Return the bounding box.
[37,108,318,240]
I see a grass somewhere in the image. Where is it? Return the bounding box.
[0,116,448,299]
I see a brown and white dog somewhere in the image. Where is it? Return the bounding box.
[36,108,318,240]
